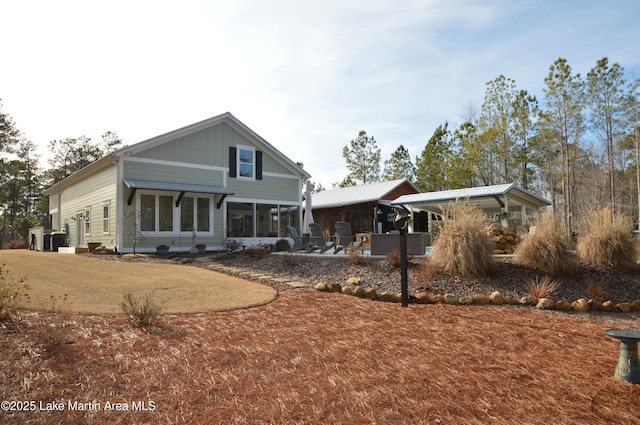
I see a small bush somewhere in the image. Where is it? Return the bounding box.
[586,277,609,302]
[346,245,366,265]
[36,294,73,349]
[275,239,290,252]
[386,248,414,268]
[7,240,28,249]
[577,207,636,271]
[244,247,270,258]
[525,277,559,301]
[120,292,163,328]
[514,211,577,276]
[0,264,30,321]
[429,201,494,277]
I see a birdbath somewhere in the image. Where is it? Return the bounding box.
[604,329,640,384]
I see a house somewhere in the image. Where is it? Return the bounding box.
[308,179,420,237]
[42,113,310,253]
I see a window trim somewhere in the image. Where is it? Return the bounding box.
[137,190,214,236]
[237,145,256,180]
[102,202,110,235]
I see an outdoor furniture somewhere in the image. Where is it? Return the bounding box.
[369,233,426,256]
[333,221,364,254]
[287,226,307,252]
[308,223,336,254]
[604,329,640,384]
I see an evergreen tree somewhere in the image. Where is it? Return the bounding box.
[382,144,415,182]
[339,130,381,187]
[415,123,451,192]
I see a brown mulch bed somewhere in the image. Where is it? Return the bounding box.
[2,289,640,424]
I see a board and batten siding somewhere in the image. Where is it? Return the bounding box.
[57,164,118,247]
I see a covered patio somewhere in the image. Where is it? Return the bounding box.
[391,183,551,232]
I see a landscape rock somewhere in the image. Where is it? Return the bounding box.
[444,293,459,305]
[473,294,491,304]
[415,292,431,304]
[379,291,395,302]
[490,291,505,305]
[555,300,573,311]
[314,282,328,291]
[364,288,378,300]
[631,299,640,311]
[430,294,444,304]
[572,298,590,311]
[616,302,632,313]
[353,286,366,298]
[519,295,536,306]
[328,283,342,293]
[602,300,617,313]
[341,285,354,295]
[536,298,555,310]
[459,296,474,305]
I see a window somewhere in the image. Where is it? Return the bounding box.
[238,148,254,178]
[103,203,110,234]
[227,202,300,238]
[181,196,211,232]
[139,192,213,234]
[84,207,91,235]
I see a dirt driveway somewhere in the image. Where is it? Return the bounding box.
[0,250,277,314]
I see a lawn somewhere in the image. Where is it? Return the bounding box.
[0,250,276,313]
[1,251,640,424]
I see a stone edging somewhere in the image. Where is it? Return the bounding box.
[313,282,640,313]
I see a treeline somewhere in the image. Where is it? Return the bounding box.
[0,100,122,244]
[336,57,640,235]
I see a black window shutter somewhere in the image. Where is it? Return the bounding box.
[256,150,263,180]
[229,147,237,177]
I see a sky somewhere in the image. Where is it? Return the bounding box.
[2,0,640,189]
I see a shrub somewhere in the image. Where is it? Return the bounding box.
[7,240,28,249]
[120,292,163,328]
[525,276,559,301]
[514,211,577,276]
[0,264,30,321]
[577,207,636,271]
[244,247,270,258]
[386,248,414,268]
[36,294,72,348]
[275,239,290,252]
[346,245,366,265]
[429,201,494,277]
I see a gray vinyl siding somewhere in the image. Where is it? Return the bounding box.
[57,165,118,247]
[132,122,293,176]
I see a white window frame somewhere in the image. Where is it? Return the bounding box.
[102,202,110,235]
[84,206,91,236]
[237,145,255,180]
[179,195,214,235]
[137,190,214,236]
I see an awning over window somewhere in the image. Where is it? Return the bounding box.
[123,178,234,207]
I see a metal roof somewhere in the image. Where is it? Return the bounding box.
[123,179,234,195]
[391,183,550,213]
[310,179,418,209]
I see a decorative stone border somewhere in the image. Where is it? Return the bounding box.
[313,282,640,313]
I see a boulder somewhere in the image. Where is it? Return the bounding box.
[616,303,632,313]
[555,300,573,311]
[602,300,617,313]
[489,291,505,305]
[536,298,555,310]
[341,285,354,295]
[379,291,395,302]
[314,282,328,292]
[572,298,590,311]
[415,292,430,304]
[328,283,342,293]
[459,296,474,305]
[444,293,459,305]
[473,294,491,304]
[364,288,378,300]
[353,286,366,298]
[631,299,640,311]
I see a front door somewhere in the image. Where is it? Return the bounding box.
[76,212,84,247]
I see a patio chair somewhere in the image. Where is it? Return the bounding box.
[307,223,336,254]
[287,226,307,252]
[333,221,364,254]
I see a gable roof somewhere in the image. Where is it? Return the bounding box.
[115,112,310,179]
[391,183,550,213]
[311,179,419,209]
[44,112,310,195]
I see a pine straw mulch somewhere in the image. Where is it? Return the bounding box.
[2,289,640,425]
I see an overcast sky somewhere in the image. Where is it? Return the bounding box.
[2,0,640,188]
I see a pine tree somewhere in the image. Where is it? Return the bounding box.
[339,130,381,187]
[382,144,415,182]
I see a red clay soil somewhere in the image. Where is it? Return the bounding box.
[2,289,640,424]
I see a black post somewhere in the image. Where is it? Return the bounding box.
[399,225,408,307]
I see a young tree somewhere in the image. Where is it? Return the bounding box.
[339,130,381,187]
[478,75,517,183]
[541,57,586,235]
[415,123,452,192]
[382,144,416,182]
[587,57,626,212]
[511,90,540,189]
